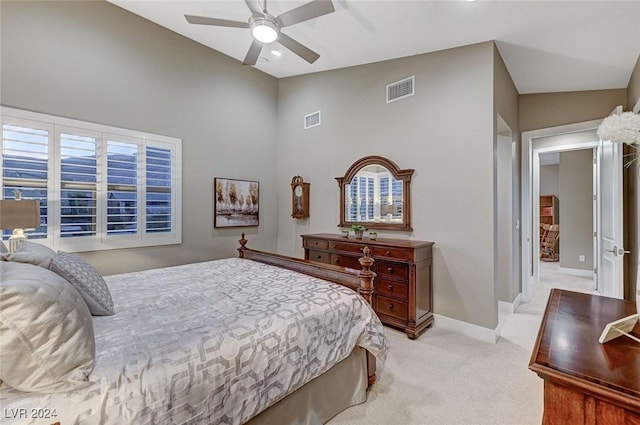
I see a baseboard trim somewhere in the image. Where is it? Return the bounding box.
[499,293,522,314]
[558,267,594,278]
[434,314,498,344]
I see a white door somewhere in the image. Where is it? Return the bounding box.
[596,137,624,298]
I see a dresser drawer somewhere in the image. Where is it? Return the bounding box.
[375,295,408,321]
[329,241,364,255]
[330,254,362,270]
[372,246,411,261]
[304,238,329,250]
[307,250,330,264]
[376,278,408,300]
[301,233,434,339]
[376,260,409,280]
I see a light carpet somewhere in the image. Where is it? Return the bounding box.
[330,265,597,425]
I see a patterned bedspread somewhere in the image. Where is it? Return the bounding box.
[0,258,387,425]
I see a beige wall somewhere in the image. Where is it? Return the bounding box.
[1,1,279,275]
[519,89,627,133]
[493,45,520,305]
[628,55,640,110]
[540,165,559,198]
[276,42,502,330]
[559,149,594,271]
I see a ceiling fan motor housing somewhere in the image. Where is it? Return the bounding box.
[249,14,280,43]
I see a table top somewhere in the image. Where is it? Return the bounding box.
[301,233,434,248]
[529,289,640,409]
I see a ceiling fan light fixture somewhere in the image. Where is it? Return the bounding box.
[250,16,279,44]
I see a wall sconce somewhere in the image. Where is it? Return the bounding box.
[0,195,41,252]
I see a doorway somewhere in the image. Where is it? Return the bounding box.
[538,148,597,293]
[521,118,624,302]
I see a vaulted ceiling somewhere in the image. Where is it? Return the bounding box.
[109,0,640,94]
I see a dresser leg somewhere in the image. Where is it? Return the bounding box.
[405,316,434,339]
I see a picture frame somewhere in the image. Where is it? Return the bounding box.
[214,178,259,228]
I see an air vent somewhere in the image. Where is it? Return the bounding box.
[304,111,321,129]
[386,76,415,103]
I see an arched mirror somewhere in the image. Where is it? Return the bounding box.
[336,156,414,231]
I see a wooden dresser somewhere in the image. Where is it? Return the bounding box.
[529,289,640,424]
[301,233,434,339]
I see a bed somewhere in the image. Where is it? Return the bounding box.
[0,236,387,425]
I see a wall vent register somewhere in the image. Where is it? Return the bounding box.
[304,111,321,129]
[386,76,415,103]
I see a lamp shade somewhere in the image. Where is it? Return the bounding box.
[0,200,41,229]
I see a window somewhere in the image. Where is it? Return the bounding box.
[1,107,182,252]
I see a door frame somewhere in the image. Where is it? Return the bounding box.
[521,119,608,302]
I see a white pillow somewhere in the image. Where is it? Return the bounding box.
[0,261,95,393]
[2,240,57,267]
[0,239,7,255]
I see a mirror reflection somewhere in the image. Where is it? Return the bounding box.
[336,155,413,231]
[345,165,404,224]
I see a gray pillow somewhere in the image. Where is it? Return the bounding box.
[3,240,57,267]
[0,261,95,393]
[49,251,114,316]
[0,239,7,255]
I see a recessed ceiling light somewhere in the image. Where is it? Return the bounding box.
[465,0,478,2]
[271,50,282,57]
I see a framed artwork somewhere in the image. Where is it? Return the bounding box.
[214,178,259,228]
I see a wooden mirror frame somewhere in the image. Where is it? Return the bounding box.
[336,155,414,231]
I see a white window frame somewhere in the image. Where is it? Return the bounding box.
[1,106,182,252]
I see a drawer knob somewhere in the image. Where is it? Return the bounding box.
[387,267,393,273]
[316,255,322,260]
[388,304,394,310]
[386,250,391,255]
[387,285,393,291]
[332,244,336,249]
[335,258,340,264]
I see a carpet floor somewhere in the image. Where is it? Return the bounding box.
[329,263,598,425]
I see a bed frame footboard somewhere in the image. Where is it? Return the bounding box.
[237,233,378,386]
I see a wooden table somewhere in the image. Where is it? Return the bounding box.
[529,289,640,424]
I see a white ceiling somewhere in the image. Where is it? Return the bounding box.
[108,0,640,94]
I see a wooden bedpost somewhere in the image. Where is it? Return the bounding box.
[238,233,248,258]
[357,246,375,305]
[357,246,378,386]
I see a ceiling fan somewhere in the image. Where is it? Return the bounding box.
[185,0,335,66]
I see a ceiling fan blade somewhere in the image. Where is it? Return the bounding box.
[184,15,249,28]
[277,0,335,27]
[243,40,263,66]
[278,33,320,64]
[244,0,263,15]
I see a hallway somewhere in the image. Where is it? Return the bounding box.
[538,260,597,294]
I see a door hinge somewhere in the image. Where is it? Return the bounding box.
[594,268,597,275]
[594,231,597,238]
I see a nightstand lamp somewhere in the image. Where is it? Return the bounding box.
[0,197,41,253]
